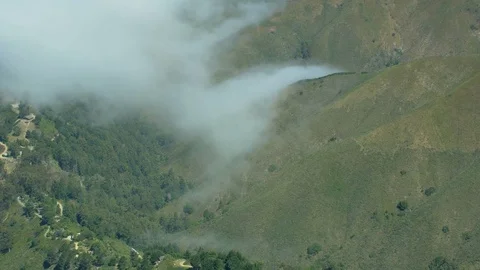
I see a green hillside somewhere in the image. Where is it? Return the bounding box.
[225,0,480,72]
[0,100,262,269]
[194,56,480,269]
[2,0,480,270]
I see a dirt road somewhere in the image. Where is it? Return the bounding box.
[56,201,63,217]
[0,142,7,157]
[173,259,193,269]
[16,196,25,207]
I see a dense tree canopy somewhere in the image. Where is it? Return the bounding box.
[1,100,190,241]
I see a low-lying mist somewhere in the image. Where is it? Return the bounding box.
[0,1,338,197]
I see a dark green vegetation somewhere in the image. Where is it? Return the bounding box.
[188,249,262,270]
[428,256,457,270]
[0,100,261,269]
[306,244,322,257]
[396,201,408,211]
[2,100,189,239]
[2,0,480,269]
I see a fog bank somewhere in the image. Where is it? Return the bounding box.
[0,0,338,177]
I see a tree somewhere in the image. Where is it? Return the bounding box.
[118,256,130,270]
[108,256,118,267]
[8,142,20,158]
[130,250,141,268]
[139,255,153,270]
[18,103,32,118]
[25,130,41,140]
[190,249,260,270]
[23,201,36,218]
[0,181,17,212]
[29,238,39,248]
[183,204,194,215]
[44,250,59,269]
[51,245,75,270]
[160,213,188,233]
[54,250,74,270]
[12,125,21,136]
[202,258,224,270]
[295,41,311,60]
[76,211,88,227]
[77,253,93,270]
[40,203,57,226]
[22,149,47,165]
[0,229,13,253]
[0,126,9,142]
[90,241,107,266]
[226,251,248,270]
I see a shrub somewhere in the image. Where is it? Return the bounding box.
[29,238,39,249]
[183,204,194,215]
[12,125,21,136]
[396,201,408,211]
[306,243,322,257]
[267,164,277,173]
[8,142,20,158]
[23,201,36,218]
[159,213,188,233]
[203,210,215,221]
[295,41,311,60]
[424,187,436,196]
[442,226,449,234]
[0,230,13,253]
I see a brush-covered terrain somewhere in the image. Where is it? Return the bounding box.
[194,56,480,269]
[1,0,480,269]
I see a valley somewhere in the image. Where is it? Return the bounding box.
[1,0,480,269]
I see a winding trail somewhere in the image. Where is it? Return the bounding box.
[173,259,193,269]
[56,201,63,217]
[0,142,7,157]
[44,226,50,238]
[2,213,9,223]
[130,248,143,260]
[16,196,25,207]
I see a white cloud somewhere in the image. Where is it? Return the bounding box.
[0,0,338,169]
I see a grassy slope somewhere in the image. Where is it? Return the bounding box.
[195,56,480,269]
[224,0,480,73]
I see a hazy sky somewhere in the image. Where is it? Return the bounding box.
[0,0,338,170]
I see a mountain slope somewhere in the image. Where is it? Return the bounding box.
[196,56,480,269]
[226,0,480,72]
[2,1,480,269]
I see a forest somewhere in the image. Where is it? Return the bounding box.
[0,98,261,269]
